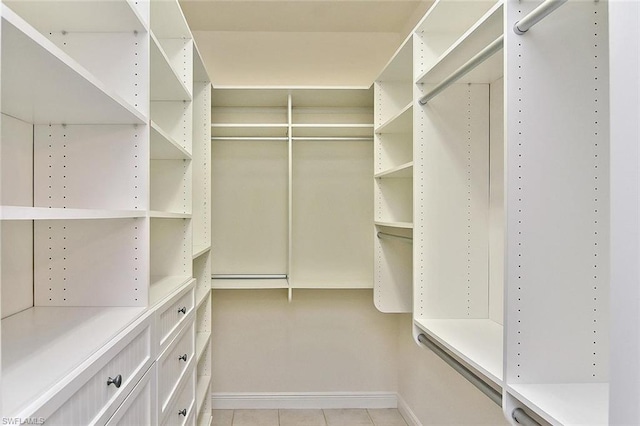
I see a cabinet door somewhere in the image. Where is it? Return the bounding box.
[106,365,157,426]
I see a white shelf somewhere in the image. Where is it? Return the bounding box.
[196,332,211,364]
[1,206,145,221]
[150,33,192,102]
[375,221,414,229]
[1,5,146,125]
[211,123,289,138]
[150,275,193,307]
[149,211,192,219]
[416,2,503,85]
[291,123,374,138]
[193,245,212,260]
[508,383,609,426]
[151,121,192,160]
[2,306,146,417]
[196,287,211,310]
[375,162,413,179]
[211,278,289,290]
[414,318,503,386]
[3,0,146,33]
[196,377,211,414]
[375,102,412,134]
[377,36,413,83]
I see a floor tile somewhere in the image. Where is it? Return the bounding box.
[323,409,373,426]
[232,409,279,426]
[367,409,408,426]
[279,409,327,426]
[212,410,234,426]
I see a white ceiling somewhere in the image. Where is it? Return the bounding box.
[179,0,432,87]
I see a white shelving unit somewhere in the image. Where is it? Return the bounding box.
[211,87,374,293]
[0,0,212,423]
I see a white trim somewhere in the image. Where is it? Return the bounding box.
[396,394,422,426]
[211,392,397,410]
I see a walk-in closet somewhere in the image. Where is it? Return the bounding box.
[1,0,639,425]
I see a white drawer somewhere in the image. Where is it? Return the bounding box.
[106,364,156,426]
[161,370,195,426]
[158,317,195,417]
[43,315,153,426]
[157,280,195,352]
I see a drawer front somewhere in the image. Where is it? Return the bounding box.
[44,316,153,426]
[158,280,195,351]
[161,371,195,426]
[106,364,156,426]
[159,318,195,415]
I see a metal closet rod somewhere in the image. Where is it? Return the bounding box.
[377,231,413,243]
[418,35,504,105]
[417,334,502,406]
[212,274,287,280]
[513,0,568,35]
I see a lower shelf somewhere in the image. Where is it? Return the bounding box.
[196,376,211,413]
[414,318,503,386]
[2,306,145,417]
[508,383,609,426]
[211,278,289,290]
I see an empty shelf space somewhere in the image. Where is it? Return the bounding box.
[375,221,414,229]
[151,121,192,160]
[193,244,212,260]
[2,306,146,417]
[1,5,146,125]
[150,275,193,307]
[508,383,609,426]
[375,162,413,179]
[376,102,413,134]
[1,206,145,221]
[196,332,211,363]
[150,33,192,102]
[416,2,503,85]
[414,318,503,386]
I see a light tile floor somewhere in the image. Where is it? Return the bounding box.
[212,409,408,426]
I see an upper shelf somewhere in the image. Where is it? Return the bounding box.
[376,102,412,134]
[151,121,192,160]
[3,0,146,33]
[151,33,192,101]
[1,206,145,221]
[150,0,191,40]
[375,162,413,179]
[377,36,413,83]
[416,2,503,85]
[292,124,374,138]
[1,5,146,125]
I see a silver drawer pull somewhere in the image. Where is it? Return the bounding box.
[178,354,188,362]
[178,409,187,417]
[177,306,186,315]
[107,374,122,388]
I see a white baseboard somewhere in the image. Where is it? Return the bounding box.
[211,392,398,410]
[397,394,422,426]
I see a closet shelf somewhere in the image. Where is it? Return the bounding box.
[192,245,212,260]
[291,124,374,138]
[211,277,289,290]
[150,276,193,307]
[1,5,147,125]
[416,2,503,85]
[507,383,608,426]
[2,306,146,418]
[377,36,413,83]
[211,123,288,138]
[374,221,413,229]
[196,377,211,413]
[0,206,145,221]
[196,288,210,310]
[414,318,503,387]
[150,33,192,101]
[3,0,147,33]
[151,121,192,160]
[375,102,412,134]
[375,162,413,179]
[195,332,211,364]
[149,211,192,219]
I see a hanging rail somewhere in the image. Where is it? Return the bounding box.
[512,408,541,426]
[377,231,413,243]
[212,274,287,280]
[417,334,502,406]
[418,35,504,105]
[513,0,568,35]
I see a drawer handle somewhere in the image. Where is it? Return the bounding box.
[178,409,187,417]
[178,354,188,362]
[107,375,122,388]
[178,306,187,315]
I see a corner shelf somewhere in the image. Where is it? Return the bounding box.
[375,221,413,229]
[375,162,413,179]
[375,102,412,134]
[151,121,193,160]
[150,33,192,102]
[192,245,212,260]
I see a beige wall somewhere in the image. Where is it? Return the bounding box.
[211,289,400,393]
[211,289,508,424]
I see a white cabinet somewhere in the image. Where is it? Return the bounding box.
[0,0,211,423]
[106,365,157,426]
